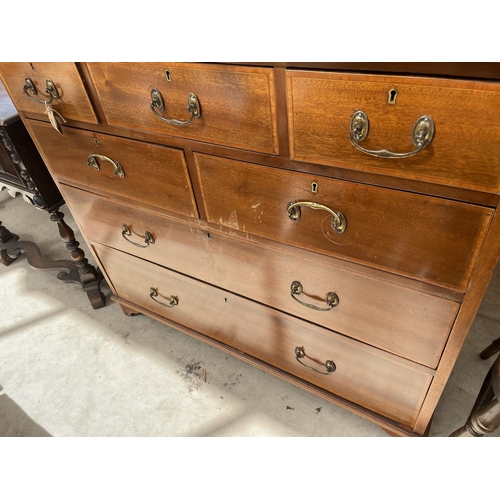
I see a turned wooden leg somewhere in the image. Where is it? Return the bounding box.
[49,209,106,310]
[480,336,500,360]
[450,355,500,437]
[0,221,19,265]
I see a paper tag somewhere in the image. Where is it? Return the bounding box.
[45,103,67,134]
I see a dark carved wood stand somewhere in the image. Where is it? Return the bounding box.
[0,81,105,309]
[0,215,105,309]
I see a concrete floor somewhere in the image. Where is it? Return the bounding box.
[1,188,499,437]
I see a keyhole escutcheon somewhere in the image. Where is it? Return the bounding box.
[388,89,398,105]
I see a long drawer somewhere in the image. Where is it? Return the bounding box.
[86,63,278,155]
[26,121,198,218]
[287,71,500,192]
[0,62,98,124]
[62,185,458,368]
[195,153,493,292]
[93,243,434,427]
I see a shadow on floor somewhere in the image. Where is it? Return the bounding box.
[0,385,51,437]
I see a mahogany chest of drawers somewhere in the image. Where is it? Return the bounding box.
[2,62,500,436]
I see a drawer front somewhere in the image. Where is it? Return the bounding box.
[95,243,434,427]
[62,185,458,368]
[287,71,500,192]
[27,121,197,218]
[86,63,278,155]
[0,62,98,124]
[195,153,493,292]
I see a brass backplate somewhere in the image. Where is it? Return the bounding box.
[350,111,369,141]
[45,79,59,99]
[151,87,165,112]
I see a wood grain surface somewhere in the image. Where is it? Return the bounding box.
[0,62,98,124]
[195,153,493,292]
[288,71,500,192]
[96,243,434,427]
[62,185,459,368]
[86,63,278,155]
[26,121,198,218]
[227,63,500,80]
[18,112,500,208]
[413,206,500,434]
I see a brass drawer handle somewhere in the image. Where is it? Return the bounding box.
[122,224,155,248]
[23,76,59,105]
[87,154,125,178]
[290,281,339,311]
[287,201,346,233]
[149,287,179,308]
[295,346,336,375]
[349,111,435,158]
[150,87,201,126]
[23,77,67,134]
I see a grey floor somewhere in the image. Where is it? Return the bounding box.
[1,188,499,437]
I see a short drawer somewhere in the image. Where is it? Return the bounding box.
[62,185,458,368]
[195,153,493,292]
[94,243,434,427]
[27,121,197,218]
[287,71,500,192]
[86,63,278,155]
[0,62,98,125]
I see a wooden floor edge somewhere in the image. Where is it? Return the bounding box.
[111,295,421,437]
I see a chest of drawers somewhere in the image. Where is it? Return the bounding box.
[2,62,500,436]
